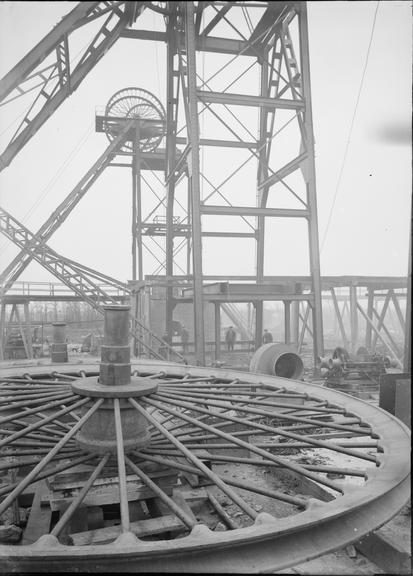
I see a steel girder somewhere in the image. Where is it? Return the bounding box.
[0,121,134,295]
[141,1,325,364]
[0,207,184,362]
[0,206,128,305]
[0,1,326,366]
[0,2,145,171]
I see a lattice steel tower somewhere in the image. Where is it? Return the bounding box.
[0,1,324,366]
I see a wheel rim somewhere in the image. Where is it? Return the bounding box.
[0,361,410,573]
[104,87,166,153]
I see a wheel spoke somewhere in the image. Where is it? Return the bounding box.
[162,387,347,416]
[0,396,90,449]
[0,398,103,515]
[0,391,77,415]
[113,398,130,533]
[129,398,258,519]
[156,390,373,437]
[143,395,346,494]
[135,451,307,508]
[0,394,81,426]
[124,455,196,530]
[154,392,378,463]
[0,450,84,472]
[51,452,111,538]
[0,453,96,498]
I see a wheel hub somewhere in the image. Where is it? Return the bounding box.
[72,305,158,454]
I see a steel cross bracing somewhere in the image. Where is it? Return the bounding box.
[0,1,325,366]
[0,121,135,296]
[145,1,324,363]
[0,1,146,171]
[0,207,184,362]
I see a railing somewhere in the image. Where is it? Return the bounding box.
[5,280,127,297]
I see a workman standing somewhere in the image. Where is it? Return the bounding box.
[225,326,236,351]
[262,329,273,344]
[181,325,189,354]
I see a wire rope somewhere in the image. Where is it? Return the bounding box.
[320,1,380,253]
[0,123,94,255]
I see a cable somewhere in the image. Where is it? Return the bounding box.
[21,123,93,223]
[320,1,380,253]
[0,123,93,254]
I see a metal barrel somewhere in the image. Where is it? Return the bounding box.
[249,343,304,380]
[99,305,131,386]
[51,322,68,363]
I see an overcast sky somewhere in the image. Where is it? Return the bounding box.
[0,1,411,286]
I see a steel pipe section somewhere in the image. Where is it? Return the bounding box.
[250,343,304,379]
[0,361,410,573]
[50,322,68,363]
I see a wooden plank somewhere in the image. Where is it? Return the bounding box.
[71,514,186,546]
[356,529,411,574]
[172,488,198,523]
[170,453,212,488]
[51,468,176,491]
[22,480,53,544]
[173,487,208,503]
[44,475,178,510]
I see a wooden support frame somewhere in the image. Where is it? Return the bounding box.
[357,303,402,369]
[371,291,392,349]
[284,301,291,344]
[298,301,312,353]
[365,287,374,349]
[330,288,349,350]
[349,284,358,355]
[214,303,221,362]
[390,289,406,332]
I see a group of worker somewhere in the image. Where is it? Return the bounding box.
[162,325,274,356]
[225,326,273,350]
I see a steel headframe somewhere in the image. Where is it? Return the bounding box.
[145,1,324,364]
[0,1,326,366]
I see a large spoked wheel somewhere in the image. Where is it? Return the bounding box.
[105,87,166,153]
[0,361,410,573]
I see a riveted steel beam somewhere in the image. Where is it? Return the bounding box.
[200,206,309,218]
[197,90,304,110]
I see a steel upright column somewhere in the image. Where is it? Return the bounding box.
[291,283,302,344]
[132,122,142,281]
[403,217,411,373]
[349,284,358,354]
[0,301,6,360]
[214,303,221,362]
[184,1,205,365]
[165,11,179,342]
[255,46,270,349]
[298,3,324,362]
[330,287,349,349]
[284,301,291,344]
[365,287,374,349]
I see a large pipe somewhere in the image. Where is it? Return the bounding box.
[51,322,68,363]
[249,343,304,380]
[99,305,131,386]
[74,305,154,454]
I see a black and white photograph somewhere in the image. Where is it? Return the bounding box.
[0,1,410,573]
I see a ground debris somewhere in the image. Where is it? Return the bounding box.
[214,522,227,531]
[0,523,22,543]
[346,544,357,558]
